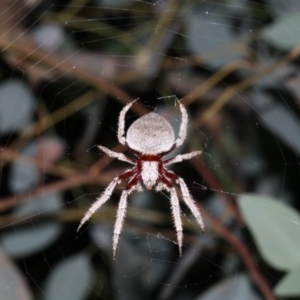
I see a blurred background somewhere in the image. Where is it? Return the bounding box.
[1,0,300,299]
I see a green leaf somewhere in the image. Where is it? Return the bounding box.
[275,265,300,297]
[237,194,300,271]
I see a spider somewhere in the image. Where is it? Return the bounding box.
[77,99,204,259]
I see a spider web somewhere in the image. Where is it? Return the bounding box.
[0,0,300,299]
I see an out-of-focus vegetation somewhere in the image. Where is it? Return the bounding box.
[1,0,300,299]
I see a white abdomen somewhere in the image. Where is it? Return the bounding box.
[141,161,159,190]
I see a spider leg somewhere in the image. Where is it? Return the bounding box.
[112,190,129,260]
[113,174,140,259]
[163,171,204,232]
[169,187,183,256]
[98,145,136,164]
[177,177,205,232]
[77,177,119,232]
[159,176,183,256]
[164,151,202,166]
[117,98,138,145]
[174,100,188,147]
[77,170,135,232]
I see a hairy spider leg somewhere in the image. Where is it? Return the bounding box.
[177,177,205,232]
[169,187,183,256]
[163,151,202,165]
[158,173,183,255]
[112,190,129,260]
[164,171,205,233]
[118,98,138,145]
[112,174,141,259]
[174,100,188,147]
[98,145,136,164]
[153,100,188,158]
[77,169,136,232]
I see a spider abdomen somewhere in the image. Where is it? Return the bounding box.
[126,113,175,154]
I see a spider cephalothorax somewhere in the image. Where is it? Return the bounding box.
[78,99,204,259]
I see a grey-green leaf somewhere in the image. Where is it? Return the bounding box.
[196,273,261,300]
[263,12,300,49]
[274,264,300,297]
[0,248,33,300]
[186,4,243,69]
[0,79,34,133]
[43,253,93,300]
[0,193,62,258]
[237,194,300,271]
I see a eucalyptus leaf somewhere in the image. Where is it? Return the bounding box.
[43,253,93,300]
[1,193,62,258]
[263,12,300,49]
[186,3,243,69]
[9,142,40,193]
[31,23,65,52]
[196,273,261,300]
[252,91,300,156]
[274,264,300,297]
[265,0,300,17]
[0,247,33,300]
[0,79,34,133]
[237,194,300,271]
